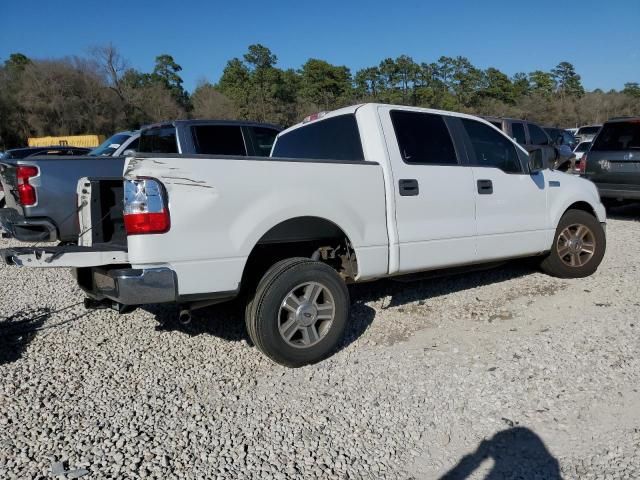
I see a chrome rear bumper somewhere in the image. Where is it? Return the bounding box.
[76,267,178,305]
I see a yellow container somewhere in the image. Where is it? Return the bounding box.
[27,135,105,148]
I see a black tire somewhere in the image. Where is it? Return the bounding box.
[540,209,606,278]
[246,257,350,367]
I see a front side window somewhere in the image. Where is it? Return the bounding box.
[462,119,522,173]
[390,111,458,165]
[511,123,527,144]
[272,114,364,161]
[528,124,549,145]
[591,121,640,151]
[192,125,246,156]
[139,126,178,154]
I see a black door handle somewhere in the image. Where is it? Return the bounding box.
[399,179,419,196]
[477,179,493,194]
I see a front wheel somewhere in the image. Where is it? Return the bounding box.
[246,258,350,367]
[540,209,606,278]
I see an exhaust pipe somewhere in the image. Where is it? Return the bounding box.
[178,308,192,325]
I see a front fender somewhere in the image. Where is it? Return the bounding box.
[547,171,606,228]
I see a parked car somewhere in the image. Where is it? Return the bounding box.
[0,146,90,210]
[572,141,592,173]
[580,117,640,203]
[88,131,140,157]
[573,141,591,160]
[575,125,602,144]
[483,117,574,170]
[1,104,607,367]
[544,127,578,150]
[0,121,281,243]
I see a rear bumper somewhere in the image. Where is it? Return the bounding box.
[75,267,178,305]
[0,208,57,242]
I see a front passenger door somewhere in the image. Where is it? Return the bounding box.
[460,118,550,261]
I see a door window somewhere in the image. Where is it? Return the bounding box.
[390,111,458,165]
[511,123,527,144]
[250,127,279,156]
[192,125,247,156]
[462,119,523,173]
[528,123,549,145]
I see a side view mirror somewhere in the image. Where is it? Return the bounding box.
[123,149,136,157]
[528,148,545,173]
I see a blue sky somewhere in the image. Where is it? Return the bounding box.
[1,0,638,92]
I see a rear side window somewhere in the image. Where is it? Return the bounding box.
[192,125,246,156]
[462,119,522,173]
[528,124,549,145]
[490,121,502,129]
[511,123,527,144]
[250,127,279,156]
[139,127,178,154]
[591,121,640,151]
[272,114,364,161]
[390,111,458,165]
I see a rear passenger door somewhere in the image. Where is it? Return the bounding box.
[380,108,478,273]
[460,118,550,260]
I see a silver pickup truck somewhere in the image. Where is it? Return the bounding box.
[0,121,280,243]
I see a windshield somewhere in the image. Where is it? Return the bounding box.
[575,142,591,152]
[577,126,601,136]
[89,133,131,156]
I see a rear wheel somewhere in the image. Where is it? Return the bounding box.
[540,209,605,278]
[245,258,349,367]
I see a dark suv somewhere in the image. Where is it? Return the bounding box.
[581,117,640,203]
[483,117,574,170]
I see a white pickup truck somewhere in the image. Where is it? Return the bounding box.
[1,104,607,367]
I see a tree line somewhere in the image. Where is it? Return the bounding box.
[1,43,639,149]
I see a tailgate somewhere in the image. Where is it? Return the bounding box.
[1,177,129,268]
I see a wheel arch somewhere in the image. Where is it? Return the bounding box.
[240,216,360,290]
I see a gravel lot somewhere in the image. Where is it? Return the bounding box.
[1,205,639,479]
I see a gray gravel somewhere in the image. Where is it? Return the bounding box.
[1,205,639,479]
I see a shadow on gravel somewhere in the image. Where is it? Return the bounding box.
[144,261,537,355]
[146,301,250,342]
[147,299,377,355]
[605,201,640,221]
[349,259,537,310]
[438,427,561,480]
[0,307,51,365]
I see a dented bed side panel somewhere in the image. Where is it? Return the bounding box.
[124,155,390,295]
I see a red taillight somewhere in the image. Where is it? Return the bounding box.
[578,154,587,174]
[124,211,170,235]
[123,178,170,235]
[16,165,39,206]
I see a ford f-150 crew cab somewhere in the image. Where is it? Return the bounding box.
[0,121,280,243]
[1,104,607,367]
